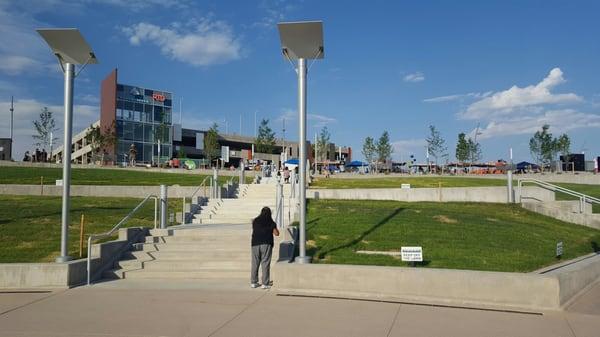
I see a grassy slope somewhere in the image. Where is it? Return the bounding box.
[0,166,249,186]
[0,195,183,262]
[306,199,600,272]
[310,177,507,189]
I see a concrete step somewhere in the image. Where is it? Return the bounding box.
[137,243,250,252]
[111,269,249,280]
[149,228,251,237]
[141,260,250,271]
[145,235,250,244]
[143,250,256,260]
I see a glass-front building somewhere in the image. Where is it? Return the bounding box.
[101,69,173,164]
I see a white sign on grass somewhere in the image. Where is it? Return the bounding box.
[401,246,423,262]
[401,184,411,189]
[556,241,563,257]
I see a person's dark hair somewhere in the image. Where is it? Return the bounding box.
[253,206,272,226]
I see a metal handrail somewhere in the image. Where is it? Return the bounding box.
[517,178,600,213]
[181,176,210,225]
[87,194,158,285]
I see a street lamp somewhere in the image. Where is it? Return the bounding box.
[37,28,98,263]
[277,21,324,263]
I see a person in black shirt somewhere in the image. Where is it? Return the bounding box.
[251,207,279,289]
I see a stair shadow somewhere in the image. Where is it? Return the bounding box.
[316,207,404,259]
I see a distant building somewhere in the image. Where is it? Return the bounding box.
[0,138,12,161]
[51,68,351,167]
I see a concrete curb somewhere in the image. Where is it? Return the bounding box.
[0,227,146,288]
[273,256,600,312]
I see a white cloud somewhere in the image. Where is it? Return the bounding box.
[121,19,242,67]
[476,109,600,140]
[459,68,582,120]
[391,139,427,159]
[0,98,98,160]
[277,109,337,129]
[0,3,55,76]
[403,72,425,83]
[423,91,493,103]
[88,0,191,11]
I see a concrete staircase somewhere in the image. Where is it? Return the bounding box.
[192,183,294,226]
[103,225,284,281]
[102,182,296,282]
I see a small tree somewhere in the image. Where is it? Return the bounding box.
[467,138,482,163]
[425,125,447,166]
[376,131,393,170]
[85,121,117,165]
[32,107,58,152]
[529,124,555,170]
[455,133,470,163]
[177,147,186,159]
[556,134,571,163]
[255,119,276,154]
[204,123,220,166]
[362,136,376,167]
[317,126,331,161]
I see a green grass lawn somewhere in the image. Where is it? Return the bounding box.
[310,176,507,189]
[0,195,184,263]
[0,166,250,186]
[305,199,600,272]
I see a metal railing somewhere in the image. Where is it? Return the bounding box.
[275,182,284,229]
[87,194,158,285]
[517,178,600,213]
[181,176,210,225]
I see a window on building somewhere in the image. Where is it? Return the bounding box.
[154,106,163,123]
[134,123,144,141]
[144,124,154,142]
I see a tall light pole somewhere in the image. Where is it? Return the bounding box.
[278,21,324,264]
[37,28,98,263]
[9,96,14,161]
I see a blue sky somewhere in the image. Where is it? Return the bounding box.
[1,0,599,163]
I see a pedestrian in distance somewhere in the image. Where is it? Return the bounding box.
[283,166,290,183]
[128,144,137,167]
[250,207,279,289]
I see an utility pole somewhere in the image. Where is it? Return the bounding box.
[9,96,14,160]
[282,117,286,161]
[179,96,183,124]
[469,122,482,172]
[314,132,318,174]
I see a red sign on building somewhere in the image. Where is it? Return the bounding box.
[152,93,165,102]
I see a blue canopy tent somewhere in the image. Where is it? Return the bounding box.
[345,160,368,167]
[516,161,539,170]
[285,158,299,165]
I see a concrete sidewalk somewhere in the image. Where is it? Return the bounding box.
[0,279,599,337]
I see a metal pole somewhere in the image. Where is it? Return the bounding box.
[182,196,186,225]
[160,185,168,229]
[314,133,318,174]
[56,62,74,263]
[9,96,14,160]
[507,170,514,203]
[296,58,310,263]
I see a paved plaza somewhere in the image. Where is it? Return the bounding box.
[1,279,599,337]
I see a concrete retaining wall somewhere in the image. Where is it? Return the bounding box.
[522,202,600,230]
[327,172,600,185]
[554,256,600,305]
[0,227,146,288]
[273,263,560,311]
[0,160,256,178]
[0,184,216,198]
[307,186,554,204]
